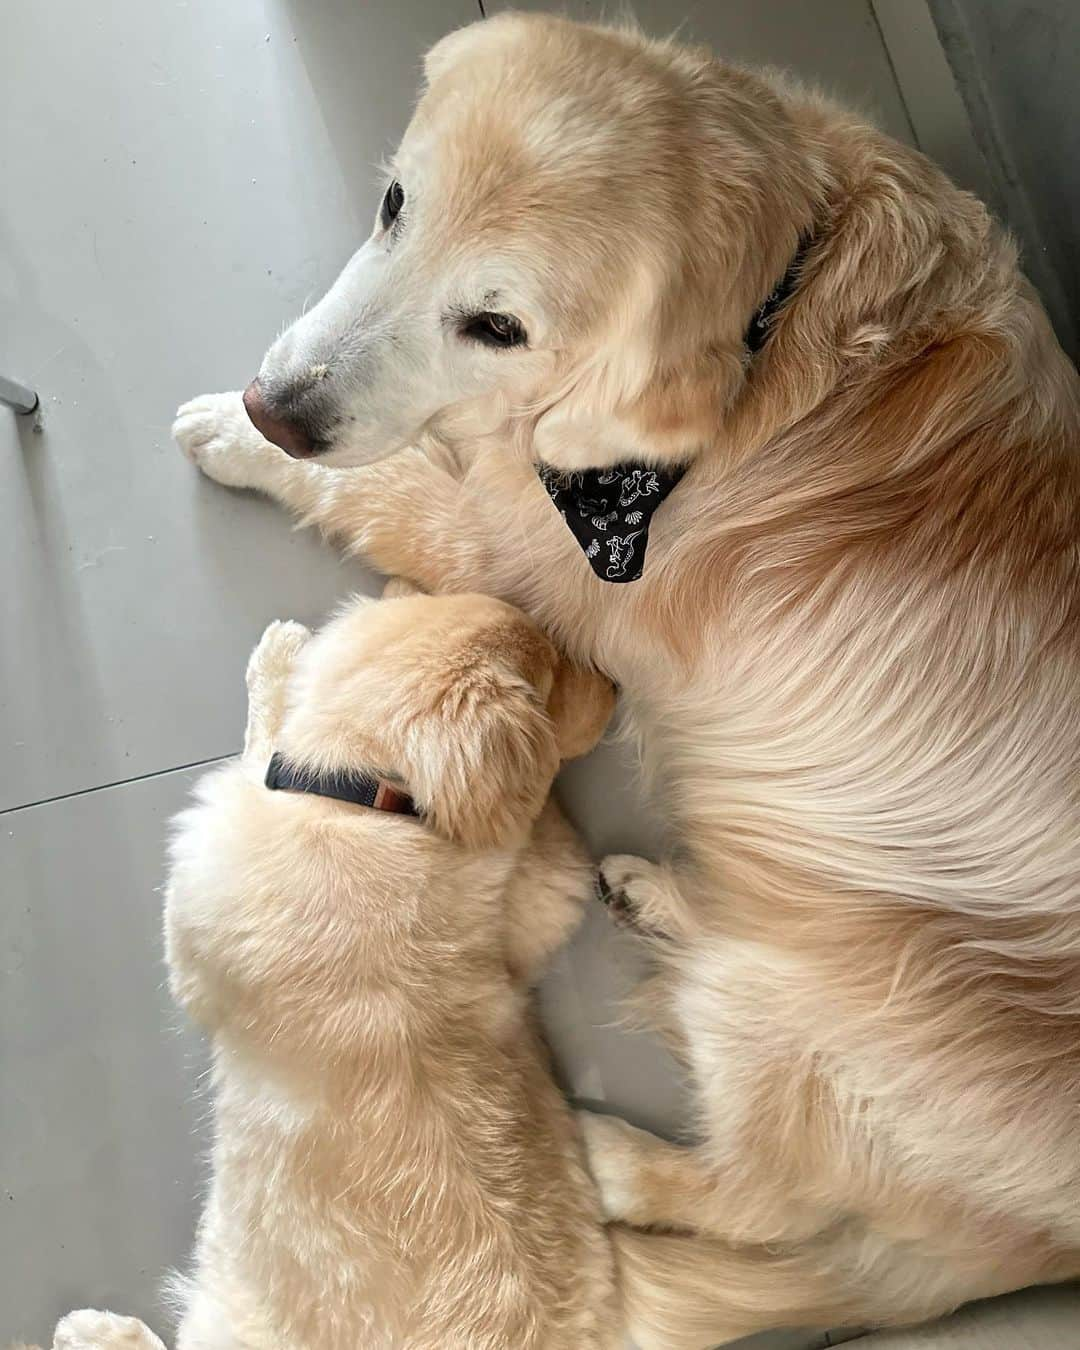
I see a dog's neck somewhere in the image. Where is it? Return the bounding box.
[743,235,815,358]
[531,234,817,583]
[264,752,419,818]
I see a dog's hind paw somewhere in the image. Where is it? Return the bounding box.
[53,1310,165,1350]
[577,1110,661,1223]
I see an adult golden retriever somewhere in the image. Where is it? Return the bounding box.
[174,12,1080,1348]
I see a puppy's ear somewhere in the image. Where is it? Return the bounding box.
[411,621,563,849]
[418,682,559,850]
[547,660,615,760]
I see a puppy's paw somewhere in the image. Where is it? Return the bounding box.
[578,1111,655,1223]
[595,854,674,939]
[247,619,312,690]
[173,391,280,490]
[53,1310,165,1350]
[244,620,312,758]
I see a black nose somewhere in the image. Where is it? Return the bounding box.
[243,379,318,459]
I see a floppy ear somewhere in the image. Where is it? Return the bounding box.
[416,678,560,850]
[408,617,612,847]
[404,618,563,849]
[546,660,616,760]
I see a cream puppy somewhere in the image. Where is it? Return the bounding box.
[48,587,617,1350]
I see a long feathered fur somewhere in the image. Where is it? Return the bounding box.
[171,13,1080,1347]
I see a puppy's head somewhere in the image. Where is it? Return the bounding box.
[244,14,813,472]
[278,591,614,849]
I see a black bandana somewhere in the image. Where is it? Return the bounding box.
[536,238,810,583]
[537,463,685,583]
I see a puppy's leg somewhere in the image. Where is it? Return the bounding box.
[242,619,312,764]
[173,394,475,594]
[596,855,701,941]
[502,799,595,983]
[52,1311,166,1350]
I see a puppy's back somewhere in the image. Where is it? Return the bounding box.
[167,769,618,1349]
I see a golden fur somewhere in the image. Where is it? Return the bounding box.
[172,13,1080,1348]
[45,590,618,1349]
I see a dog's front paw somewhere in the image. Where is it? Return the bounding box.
[173,390,280,490]
[595,854,673,939]
[53,1310,165,1350]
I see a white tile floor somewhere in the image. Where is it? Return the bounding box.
[3,1,1075,1346]
[2,766,209,1334]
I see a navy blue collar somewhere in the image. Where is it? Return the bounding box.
[538,240,810,583]
[265,752,419,817]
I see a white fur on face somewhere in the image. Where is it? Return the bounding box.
[255,206,552,467]
[248,13,776,474]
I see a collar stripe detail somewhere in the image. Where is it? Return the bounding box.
[264,752,420,817]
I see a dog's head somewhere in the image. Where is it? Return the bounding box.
[277,587,614,848]
[244,13,815,472]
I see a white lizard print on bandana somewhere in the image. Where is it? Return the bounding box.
[534,235,812,584]
[536,462,686,583]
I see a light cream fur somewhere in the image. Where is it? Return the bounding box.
[43,591,618,1349]
[172,12,1080,1349]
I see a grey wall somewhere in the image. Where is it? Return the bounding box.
[927,0,1079,358]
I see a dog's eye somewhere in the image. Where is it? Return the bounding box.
[380,180,405,230]
[461,312,527,349]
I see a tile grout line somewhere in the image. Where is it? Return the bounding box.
[1,753,235,818]
[866,0,920,151]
